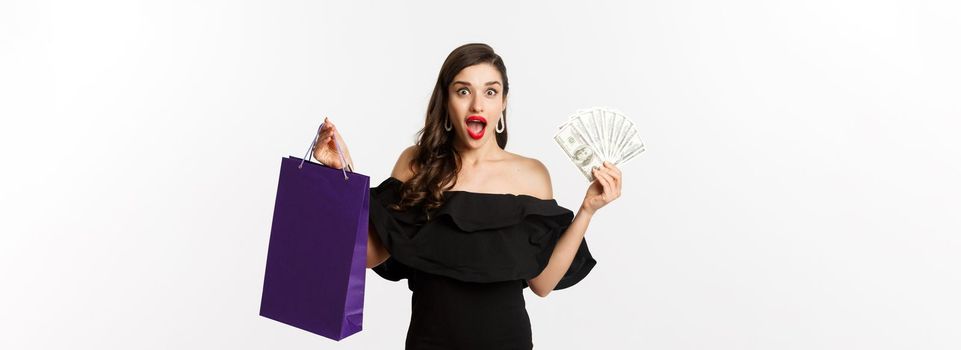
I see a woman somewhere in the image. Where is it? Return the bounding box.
[313,43,622,349]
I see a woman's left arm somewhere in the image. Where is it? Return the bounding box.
[528,161,622,297]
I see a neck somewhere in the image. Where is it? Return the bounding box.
[453,137,503,166]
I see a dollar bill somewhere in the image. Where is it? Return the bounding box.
[554,123,604,182]
[555,107,646,181]
[616,137,646,166]
[610,111,628,158]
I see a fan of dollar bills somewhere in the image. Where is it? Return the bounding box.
[553,107,645,182]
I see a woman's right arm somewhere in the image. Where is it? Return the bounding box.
[366,145,418,269]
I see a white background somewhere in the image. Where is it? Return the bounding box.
[2,1,959,349]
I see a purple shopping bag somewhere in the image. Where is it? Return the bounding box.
[260,123,369,341]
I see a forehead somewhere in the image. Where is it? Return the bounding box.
[451,63,502,85]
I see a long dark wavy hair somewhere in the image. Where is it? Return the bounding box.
[389,43,510,215]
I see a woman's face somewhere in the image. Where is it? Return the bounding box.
[447,63,506,148]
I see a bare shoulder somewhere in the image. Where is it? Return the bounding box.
[505,152,553,200]
[391,145,418,182]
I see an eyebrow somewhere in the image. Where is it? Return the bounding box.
[452,81,502,87]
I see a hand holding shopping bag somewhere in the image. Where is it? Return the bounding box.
[260,119,369,341]
[313,117,354,171]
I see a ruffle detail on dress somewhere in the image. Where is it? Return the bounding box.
[369,177,596,290]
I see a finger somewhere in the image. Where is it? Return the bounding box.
[613,171,622,194]
[596,168,615,189]
[603,161,622,177]
[322,124,337,140]
[606,162,622,177]
[330,129,345,149]
[600,164,620,184]
[598,168,620,197]
[606,166,621,186]
[593,168,613,197]
[600,168,621,185]
[605,172,621,198]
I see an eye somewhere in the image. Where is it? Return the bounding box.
[486,89,498,96]
[457,88,470,96]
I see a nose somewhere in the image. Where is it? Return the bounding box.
[470,95,484,113]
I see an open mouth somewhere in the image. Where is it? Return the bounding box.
[465,115,487,140]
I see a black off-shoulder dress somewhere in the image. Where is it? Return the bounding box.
[368,177,597,350]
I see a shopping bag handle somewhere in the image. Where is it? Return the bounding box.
[299,121,353,180]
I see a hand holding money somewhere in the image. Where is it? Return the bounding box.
[554,107,645,182]
[580,160,622,215]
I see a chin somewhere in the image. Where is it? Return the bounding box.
[457,133,489,148]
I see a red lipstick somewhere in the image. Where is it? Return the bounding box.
[465,115,487,140]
